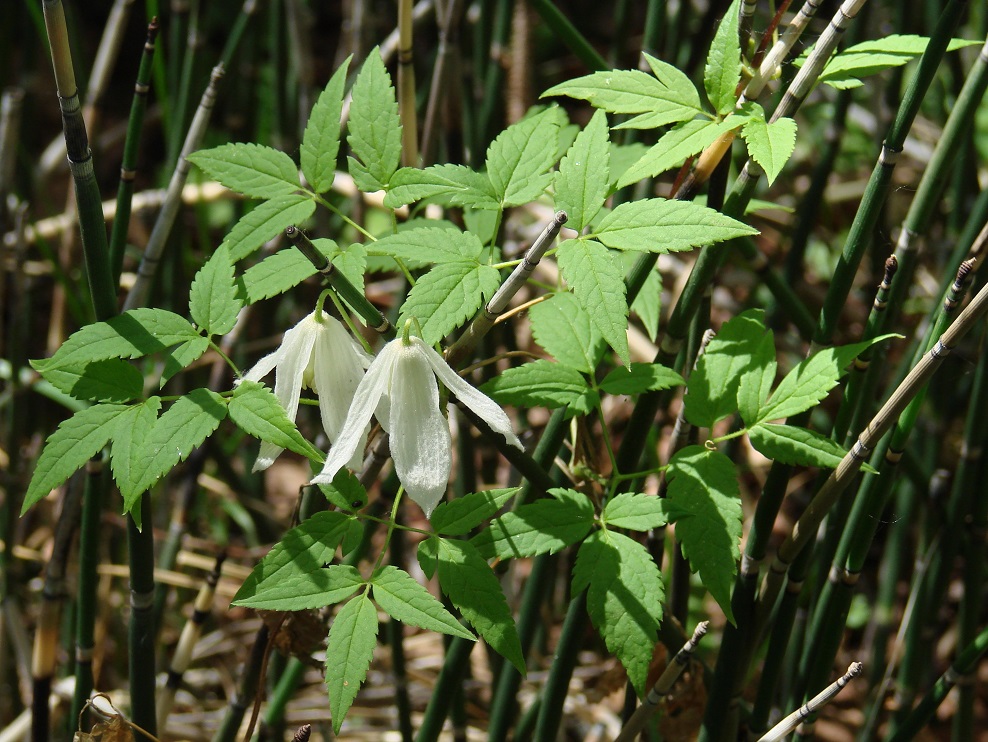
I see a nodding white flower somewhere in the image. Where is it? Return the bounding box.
[311,335,522,516]
[240,309,371,472]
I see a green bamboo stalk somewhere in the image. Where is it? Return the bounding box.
[530,0,608,72]
[124,63,223,311]
[532,590,589,741]
[885,623,988,742]
[641,0,666,59]
[413,633,473,742]
[212,624,270,742]
[0,88,24,228]
[127,494,157,737]
[397,0,420,167]
[109,18,160,284]
[163,0,190,169]
[814,0,970,347]
[738,0,757,55]
[420,0,465,166]
[756,275,988,626]
[473,0,511,167]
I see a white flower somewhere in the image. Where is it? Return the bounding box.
[311,336,522,516]
[240,310,371,472]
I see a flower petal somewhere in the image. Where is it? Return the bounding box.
[390,343,451,516]
[313,317,369,469]
[271,313,320,420]
[418,338,523,450]
[310,339,397,484]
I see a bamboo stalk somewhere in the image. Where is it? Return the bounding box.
[759,663,863,742]
[420,0,465,165]
[531,590,589,740]
[397,0,420,167]
[530,0,608,72]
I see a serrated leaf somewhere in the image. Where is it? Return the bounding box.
[543,58,701,127]
[417,538,524,672]
[22,404,131,514]
[704,0,742,114]
[331,242,367,297]
[471,488,594,559]
[108,398,161,514]
[160,336,211,388]
[486,107,562,207]
[35,309,200,372]
[812,35,981,89]
[431,488,520,536]
[220,195,317,262]
[383,164,500,209]
[685,309,770,428]
[740,103,797,185]
[600,363,684,396]
[616,117,742,189]
[398,262,500,345]
[529,292,604,374]
[370,227,483,264]
[555,109,610,231]
[326,593,378,734]
[748,423,875,472]
[631,264,661,341]
[228,381,324,462]
[238,249,317,305]
[371,566,475,639]
[572,530,664,696]
[602,492,667,531]
[317,468,368,512]
[737,331,776,427]
[756,334,899,424]
[301,57,351,192]
[41,358,145,403]
[665,446,741,622]
[187,142,301,198]
[480,359,599,418]
[594,198,758,253]
[232,511,358,606]
[347,47,401,192]
[556,238,629,364]
[190,245,242,336]
[127,388,228,502]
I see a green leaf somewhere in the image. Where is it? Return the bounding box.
[331,243,367,297]
[160,336,210,388]
[430,488,520,536]
[186,143,301,198]
[471,488,595,559]
[756,334,899,424]
[812,35,982,90]
[602,492,667,531]
[631,265,662,341]
[572,530,664,696]
[529,292,604,374]
[383,164,499,209]
[108,397,161,513]
[739,103,797,185]
[228,381,324,463]
[747,423,876,472]
[554,109,610,231]
[317,468,369,512]
[398,262,500,346]
[301,57,351,192]
[704,0,742,114]
[480,359,598,417]
[220,195,316,262]
[615,117,742,189]
[40,358,145,403]
[35,309,200,372]
[190,245,242,336]
[556,238,629,364]
[737,330,776,427]
[609,142,650,188]
[238,249,318,305]
[664,446,741,622]
[232,510,358,606]
[371,566,475,639]
[326,593,378,733]
[486,107,562,207]
[22,403,131,514]
[347,47,402,192]
[543,56,701,127]
[593,198,758,253]
[417,538,525,672]
[370,227,483,264]
[126,388,228,503]
[600,363,684,396]
[684,309,770,428]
